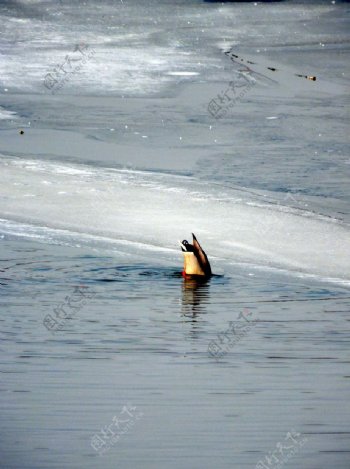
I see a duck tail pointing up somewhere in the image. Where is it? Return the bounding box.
[192,233,212,277]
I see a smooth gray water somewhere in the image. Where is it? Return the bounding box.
[1,236,350,469]
[1,1,350,468]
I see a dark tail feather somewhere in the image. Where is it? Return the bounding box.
[192,233,212,277]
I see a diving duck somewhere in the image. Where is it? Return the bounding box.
[180,233,212,278]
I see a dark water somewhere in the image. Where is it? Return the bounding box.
[1,235,350,468]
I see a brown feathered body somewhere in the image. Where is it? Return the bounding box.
[181,233,212,278]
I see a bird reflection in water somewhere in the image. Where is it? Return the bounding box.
[181,276,210,319]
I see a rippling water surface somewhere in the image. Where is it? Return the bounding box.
[1,235,350,468]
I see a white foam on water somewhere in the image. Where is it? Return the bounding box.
[0,157,349,284]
